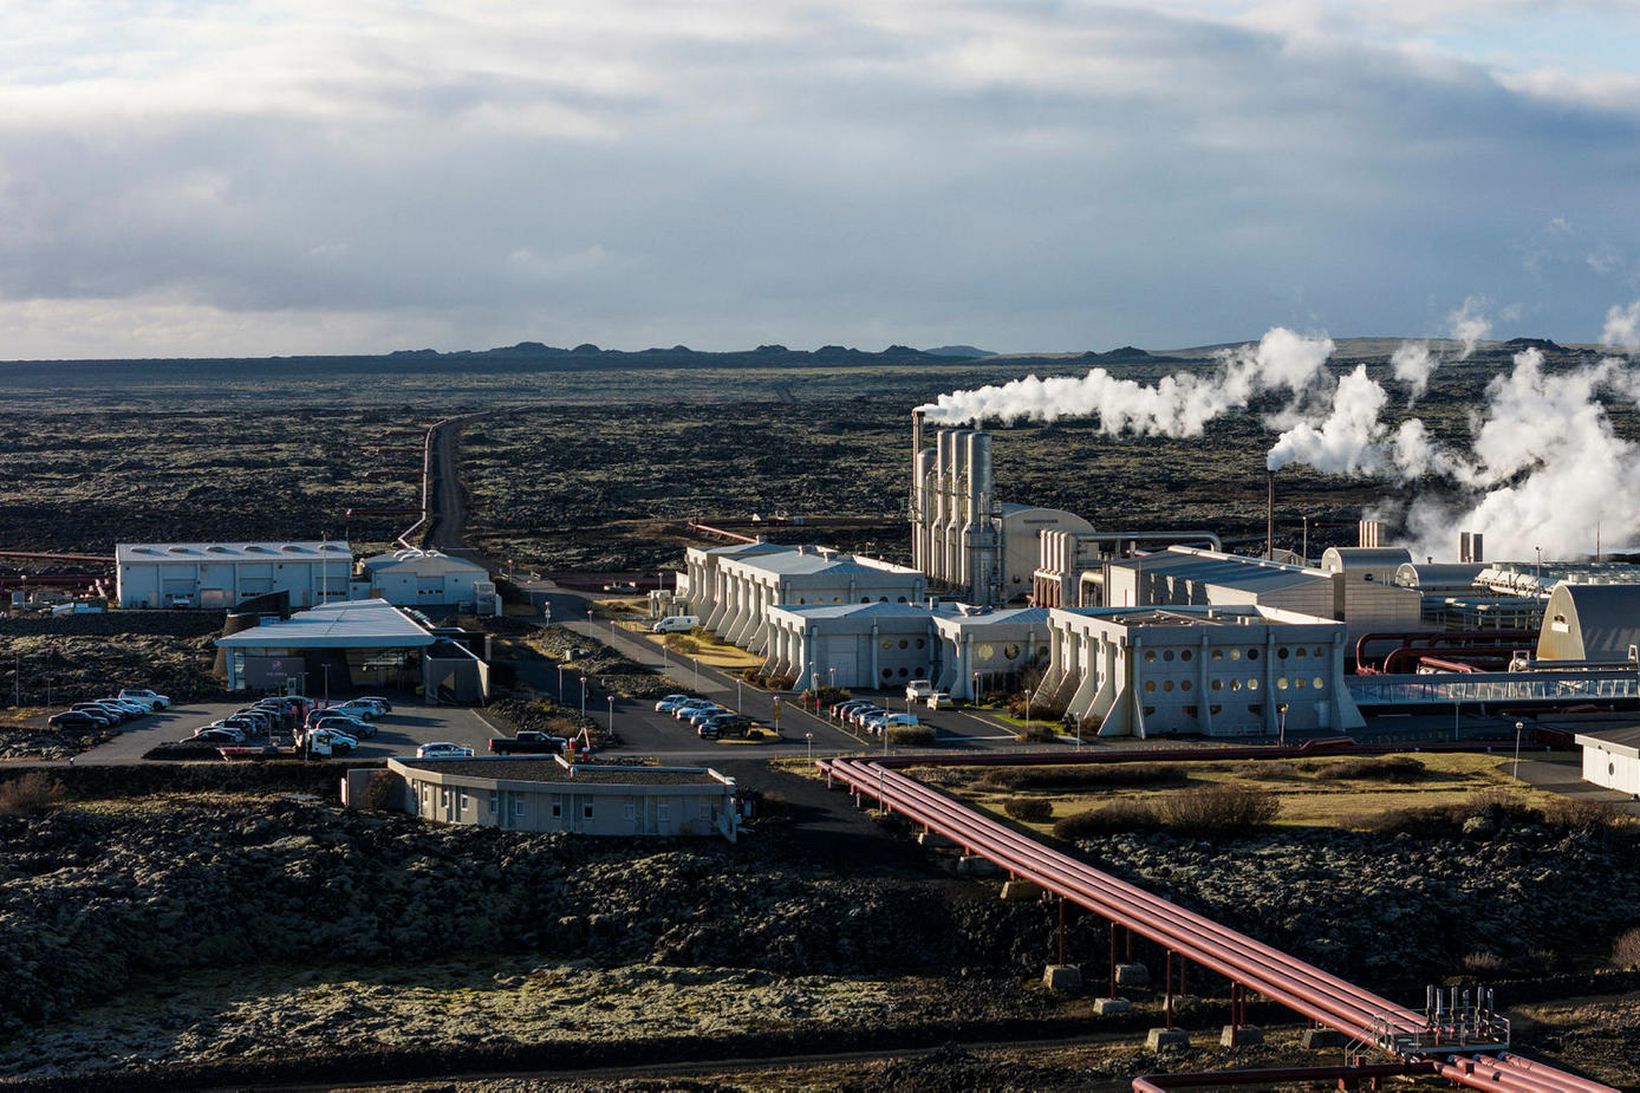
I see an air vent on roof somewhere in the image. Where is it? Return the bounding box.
[320,543,347,552]
[281,544,305,553]
[208,545,232,553]
[168,546,191,554]
[244,545,272,553]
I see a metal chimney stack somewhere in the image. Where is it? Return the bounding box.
[1265,471,1275,561]
[1460,531,1484,564]
[1358,520,1383,548]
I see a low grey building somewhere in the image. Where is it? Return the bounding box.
[383,756,740,840]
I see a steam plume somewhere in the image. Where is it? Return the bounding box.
[1447,297,1491,359]
[1390,341,1437,402]
[1603,298,1640,354]
[917,327,1335,434]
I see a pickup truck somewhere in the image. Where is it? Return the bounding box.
[489,730,568,755]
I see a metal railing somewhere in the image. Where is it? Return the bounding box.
[1349,669,1640,706]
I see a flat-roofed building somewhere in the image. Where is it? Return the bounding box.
[764,601,944,691]
[116,540,352,610]
[1574,728,1640,798]
[359,548,490,608]
[381,756,739,840]
[682,541,797,630]
[1033,604,1362,739]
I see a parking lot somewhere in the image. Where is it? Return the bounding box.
[68,698,502,764]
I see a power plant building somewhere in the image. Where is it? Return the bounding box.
[359,549,490,608]
[685,541,798,629]
[1033,604,1362,738]
[116,540,353,610]
[711,546,925,654]
[908,417,1092,604]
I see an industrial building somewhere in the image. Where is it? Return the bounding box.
[116,540,352,610]
[357,548,493,610]
[1535,582,1640,663]
[931,605,1051,700]
[686,540,797,629]
[1032,604,1362,738]
[764,601,943,690]
[1033,528,1222,608]
[907,415,1094,604]
[381,756,739,839]
[711,546,925,654]
[215,598,489,702]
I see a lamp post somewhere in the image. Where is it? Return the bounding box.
[736,678,743,714]
[805,731,813,762]
[580,676,588,720]
[607,695,615,734]
[557,663,565,698]
[693,656,700,689]
[1277,702,1289,747]
[827,666,836,692]
[1514,720,1525,780]
[1535,546,1543,583]
[322,664,331,707]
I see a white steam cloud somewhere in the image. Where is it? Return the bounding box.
[917,327,1335,434]
[1266,365,1388,474]
[1447,296,1492,359]
[1390,341,1437,402]
[1603,298,1640,354]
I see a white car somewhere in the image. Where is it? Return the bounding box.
[194,724,246,744]
[328,702,380,720]
[119,688,171,710]
[416,741,475,759]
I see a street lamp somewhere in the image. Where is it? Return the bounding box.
[827,666,836,691]
[557,663,564,698]
[1277,702,1290,747]
[736,678,743,714]
[608,695,615,733]
[693,656,700,689]
[805,731,813,761]
[580,676,588,720]
[322,664,331,707]
[1514,720,1525,779]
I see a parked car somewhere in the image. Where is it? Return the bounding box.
[698,714,751,739]
[671,699,717,720]
[905,679,935,701]
[882,713,921,729]
[489,731,567,754]
[65,707,116,728]
[654,694,694,713]
[416,741,475,759]
[848,706,886,728]
[829,698,867,718]
[193,725,246,744]
[834,700,874,721]
[306,727,359,753]
[650,615,699,634]
[48,710,102,730]
[71,703,126,724]
[926,692,951,709]
[100,698,152,718]
[309,713,376,738]
[687,705,730,728]
[118,688,170,709]
[351,695,394,712]
[327,701,380,721]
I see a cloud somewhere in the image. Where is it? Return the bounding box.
[0,3,1639,357]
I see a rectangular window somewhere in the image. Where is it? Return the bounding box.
[582,803,594,820]
[623,801,636,821]
[488,791,497,815]
[458,792,468,814]
[551,798,562,818]
[514,798,526,817]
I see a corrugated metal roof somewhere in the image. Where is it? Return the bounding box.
[1111,548,1330,594]
[360,550,487,575]
[769,601,945,622]
[117,540,352,563]
[215,598,433,649]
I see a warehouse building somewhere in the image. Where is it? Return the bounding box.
[215,598,489,701]
[1032,604,1361,738]
[1104,547,1338,616]
[116,540,352,610]
[1536,582,1640,663]
[713,546,925,654]
[381,756,739,840]
[358,548,492,609]
[1574,728,1640,799]
[1033,528,1223,608]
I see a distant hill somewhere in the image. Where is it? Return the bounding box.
[923,345,994,358]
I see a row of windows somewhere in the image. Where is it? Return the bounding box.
[1141,645,1330,664]
[1144,676,1327,694]
[1142,703,1265,719]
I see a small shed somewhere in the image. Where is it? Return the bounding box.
[1574,728,1640,798]
[1536,582,1640,662]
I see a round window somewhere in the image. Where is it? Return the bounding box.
[1277,647,1289,659]
[978,644,996,660]
[1211,679,1223,691]
[1004,643,1021,660]
[1277,677,1289,690]
[881,640,893,651]
[898,639,908,650]
[916,638,926,649]
[1181,649,1193,662]
[882,668,893,680]
[1163,650,1175,662]
[898,667,909,677]
[1248,678,1260,691]
[1230,679,1243,692]
[1295,648,1306,659]
[1144,650,1156,663]
[1230,649,1242,661]
[1313,677,1325,690]
[1294,677,1307,689]
[1144,680,1157,693]
[1247,649,1260,660]
[1162,680,1174,693]
[1211,649,1223,661]
[1181,679,1192,692]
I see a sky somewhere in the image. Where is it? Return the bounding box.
[1,1,1639,359]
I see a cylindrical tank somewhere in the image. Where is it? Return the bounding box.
[964,431,993,595]
[931,430,951,582]
[914,447,936,575]
[945,429,971,587]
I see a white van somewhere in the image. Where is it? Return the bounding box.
[651,615,700,634]
[905,679,935,701]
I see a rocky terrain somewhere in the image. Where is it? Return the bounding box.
[1076,818,1640,990]
[0,780,1093,1084]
